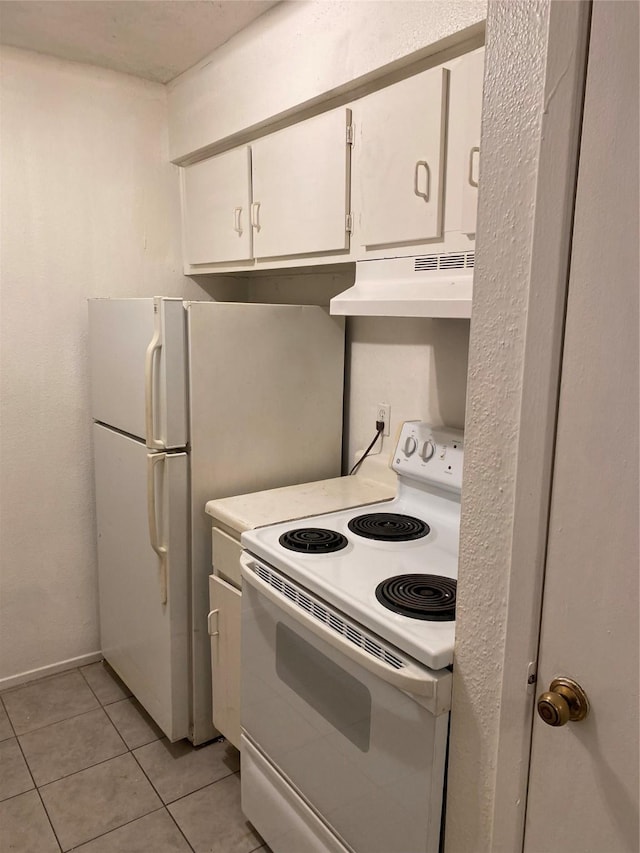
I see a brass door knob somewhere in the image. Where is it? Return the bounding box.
[537,677,590,727]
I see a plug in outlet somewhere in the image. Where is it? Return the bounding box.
[375,403,391,436]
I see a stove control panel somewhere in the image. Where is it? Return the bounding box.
[393,421,464,492]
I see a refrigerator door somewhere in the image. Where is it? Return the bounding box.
[187,301,345,744]
[93,423,190,741]
[88,297,188,449]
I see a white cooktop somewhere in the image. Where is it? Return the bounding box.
[241,421,464,670]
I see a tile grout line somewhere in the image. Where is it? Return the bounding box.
[8,705,103,739]
[46,661,199,849]
[4,693,66,853]
[25,680,171,853]
[4,667,254,853]
[3,665,104,737]
[4,667,155,852]
[35,787,64,853]
[30,742,131,790]
[128,748,197,852]
[161,767,238,808]
[63,806,171,852]
[164,803,198,853]
[77,659,133,708]
[2,669,89,853]
[0,692,38,793]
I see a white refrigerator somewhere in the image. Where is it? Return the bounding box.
[89,297,345,744]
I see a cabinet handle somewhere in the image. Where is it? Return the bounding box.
[233,207,243,235]
[468,146,480,188]
[414,161,430,202]
[250,201,261,231]
[207,609,220,638]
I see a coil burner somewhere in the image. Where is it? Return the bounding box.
[279,528,348,554]
[347,513,429,542]
[375,574,456,621]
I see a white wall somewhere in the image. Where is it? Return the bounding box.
[346,317,468,466]
[0,47,211,685]
[167,0,486,161]
[245,269,469,468]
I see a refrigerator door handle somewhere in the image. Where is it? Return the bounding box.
[144,317,164,450]
[147,452,168,605]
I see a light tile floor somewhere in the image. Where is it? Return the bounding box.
[0,662,269,853]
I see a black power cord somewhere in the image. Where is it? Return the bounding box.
[349,420,385,476]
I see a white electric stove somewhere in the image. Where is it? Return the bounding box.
[240,420,464,853]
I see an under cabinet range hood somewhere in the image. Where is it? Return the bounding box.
[330,253,474,318]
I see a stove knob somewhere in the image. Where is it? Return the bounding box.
[404,436,417,456]
[421,439,436,461]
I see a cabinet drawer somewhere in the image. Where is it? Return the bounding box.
[212,526,242,587]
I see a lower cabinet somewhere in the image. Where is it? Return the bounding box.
[208,571,242,749]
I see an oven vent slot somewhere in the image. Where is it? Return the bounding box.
[253,564,405,670]
[413,251,475,271]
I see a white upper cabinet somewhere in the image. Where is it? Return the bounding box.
[458,49,484,235]
[250,108,352,259]
[356,67,449,248]
[182,147,252,265]
[178,50,484,274]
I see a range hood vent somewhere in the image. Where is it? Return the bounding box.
[330,254,473,319]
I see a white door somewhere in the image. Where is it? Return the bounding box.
[88,297,187,449]
[356,67,448,247]
[251,108,352,259]
[93,424,190,741]
[182,147,253,265]
[524,3,639,849]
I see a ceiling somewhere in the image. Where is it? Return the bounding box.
[0,0,280,83]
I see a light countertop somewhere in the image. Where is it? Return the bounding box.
[205,474,395,534]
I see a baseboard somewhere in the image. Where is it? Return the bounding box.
[0,651,103,692]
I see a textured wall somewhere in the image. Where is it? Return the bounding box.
[167,0,486,160]
[0,48,208,683]
[444,2,569,850]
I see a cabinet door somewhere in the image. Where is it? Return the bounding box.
[182,147,252,265]
[458,50,485,235]
[251,108,352,259]
[357,68,449,247]
[209,574,242,749]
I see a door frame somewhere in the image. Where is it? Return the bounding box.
[444,2,592,851]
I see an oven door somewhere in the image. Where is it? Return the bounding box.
[240,554,452,853]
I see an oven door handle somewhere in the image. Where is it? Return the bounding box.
[240,555,451,715]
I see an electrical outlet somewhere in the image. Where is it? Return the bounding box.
[376,403,391,436]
